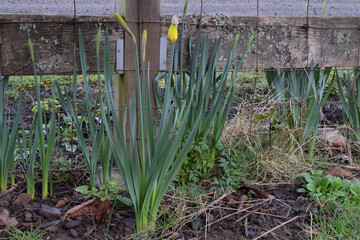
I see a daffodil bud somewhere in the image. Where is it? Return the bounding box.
[115,13,136,43]
[141,30,147,62]
[96,26,101,56]
[231,32,240,49]
[168,15,179,42]
[28,37,35,61]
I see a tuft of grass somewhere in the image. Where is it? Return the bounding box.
[221,104,340,184]
[6,226,46,240]
[306,200,360,239]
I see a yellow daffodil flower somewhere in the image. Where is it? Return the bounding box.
[168,15,179,42]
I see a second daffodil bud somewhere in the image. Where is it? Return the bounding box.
[115,13,136,43]
[168,15,179,42]
[142,30,147,62]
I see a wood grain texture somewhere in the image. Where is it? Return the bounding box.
[0,14,123,75]
[0,14,359,76]
[161,15,360,69]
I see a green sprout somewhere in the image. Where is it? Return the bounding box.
[28,37,58,199]
[0,75,21,192]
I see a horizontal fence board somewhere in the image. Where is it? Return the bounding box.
[0,14,123,75]
[0,14,359,75]
[162,15,360,70]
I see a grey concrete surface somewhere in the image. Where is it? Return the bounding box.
[161,0,360,17]
[0,0,115,15]
[0,0,359,16]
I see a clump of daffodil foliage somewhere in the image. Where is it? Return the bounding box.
[103,8,200,233]
[154,1,254,190]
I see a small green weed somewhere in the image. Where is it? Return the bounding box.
[40,75,71,88]
[176,140,244,191]
[31,98,61,113]
[75,179,132,207]
[58,114,78,153]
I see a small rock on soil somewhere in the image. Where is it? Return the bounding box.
[38,205,62,219]
[64,220,82,229]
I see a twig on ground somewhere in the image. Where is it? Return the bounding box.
[233,194,248,240]
[209,189,235,207]
[347,165,360,171]
[240,185,275,199]
[0,184,18,198]
[252,215,300,240]
[305,202,313,213]
[208,199,270,227]
[245,217,249,237]
[246,210,289,219]
[238,194,248,210]
[194,191,215,199]
[235,208,260,223]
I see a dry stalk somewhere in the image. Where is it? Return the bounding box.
[252,215,300,240]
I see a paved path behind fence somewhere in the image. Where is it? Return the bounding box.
[0,0,358,16]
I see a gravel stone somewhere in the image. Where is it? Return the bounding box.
[122,217,136,229]
[0,200,9,208]
[55,199,66,208]
[191,218,202,230]
[24,211,33,222]
[227,221,236,230]
[208,214,215,222]
[70,229,79,238]
[64,220,82,229]
[38,205,62,219]
[40,220,61,229]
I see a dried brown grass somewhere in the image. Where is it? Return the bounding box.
[221,104,313,184]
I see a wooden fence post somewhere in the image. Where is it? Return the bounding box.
[114,0,160,125]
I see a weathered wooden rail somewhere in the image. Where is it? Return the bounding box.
[0,14,359,76]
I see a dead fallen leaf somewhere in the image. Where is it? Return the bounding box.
[0,208,18,231]
[239,185,275,199]
[61,198,100,221]
[96,199,110,224]
[324,167,352,178]
[0,184,17,198]
[324,130,347,151]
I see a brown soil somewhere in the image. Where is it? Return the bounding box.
[0,80,329,239]
[0,182,312,239]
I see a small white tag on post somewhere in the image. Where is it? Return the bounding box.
[116,39,124,74]
[159,37,167,71]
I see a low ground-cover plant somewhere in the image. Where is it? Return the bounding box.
[31,98,61,113]
[298,169,360,204]
[299,169,360,239]
[176,140,245,191]
[58,114,78,153]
